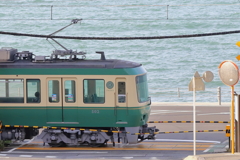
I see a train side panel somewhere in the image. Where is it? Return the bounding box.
[0,68,150,128]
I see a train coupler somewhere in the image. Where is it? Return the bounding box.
[138,124,159,142]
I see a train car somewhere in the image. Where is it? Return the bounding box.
[0,47,158,147]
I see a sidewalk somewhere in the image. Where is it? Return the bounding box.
[184,153,240,160]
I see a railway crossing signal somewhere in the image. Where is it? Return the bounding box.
[226,125,231,151]
[226,125,230,137]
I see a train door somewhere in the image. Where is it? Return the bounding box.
[115,78,128,124]
[46,78,78,124]
[62,78,78,123]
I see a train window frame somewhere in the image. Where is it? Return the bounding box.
[83,79,105,104]
[136,74,149,103]
[26,79,41,103]
[0,79,24,103]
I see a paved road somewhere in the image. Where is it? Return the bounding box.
[0,103,230,160]
[149,102,230,132]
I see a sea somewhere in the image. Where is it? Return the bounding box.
[0,0,240,103]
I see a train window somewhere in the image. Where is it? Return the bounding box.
[27,79,40,103]
[48,80,60,103]
[136,74,149,103]
[64,80,76,103]
[118,82,126,103]
[0,79,24,103]
[83,79,105,103]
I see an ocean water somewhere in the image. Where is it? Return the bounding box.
[0,0,240,102]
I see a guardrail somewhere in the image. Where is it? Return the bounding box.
[149,86,237,105]
[133,130,226,135]
[3,124,226,135]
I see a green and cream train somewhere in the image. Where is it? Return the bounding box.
[0,47,158,147]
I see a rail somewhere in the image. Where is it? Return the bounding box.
[149,86,237,105]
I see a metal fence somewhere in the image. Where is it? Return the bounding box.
[149,87,235,104]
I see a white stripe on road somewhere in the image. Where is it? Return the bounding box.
[46,156,57,158]
[197,112,229,116]
[203,149,210,152]
[7,138,34,153]
[19,155,32,157]
[3,151,108,154]
[151,110,193,115]
[145,139,221,143]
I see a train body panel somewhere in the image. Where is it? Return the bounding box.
[0,47,158,146]
[0,67,147,76]
[0,105,150,127]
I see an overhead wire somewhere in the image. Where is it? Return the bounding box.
[0,4,239,38]
[0,29,240,40]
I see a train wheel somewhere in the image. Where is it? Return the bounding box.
[48,141,66,147]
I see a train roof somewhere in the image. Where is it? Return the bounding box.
[0,59,142,69]
[0,48,142,69]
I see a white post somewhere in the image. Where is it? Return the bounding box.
[189,71,213,156]
[217,87,221,105]
[193,77,196,156]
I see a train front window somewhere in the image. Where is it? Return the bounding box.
[136,74,149,103]
[0,79,24,103]
[83,79,105,103]
[27,79,41,103]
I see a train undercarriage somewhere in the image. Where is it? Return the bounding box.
[0,127,39,142]
[38,124,158,147]
[0,124,158,147]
